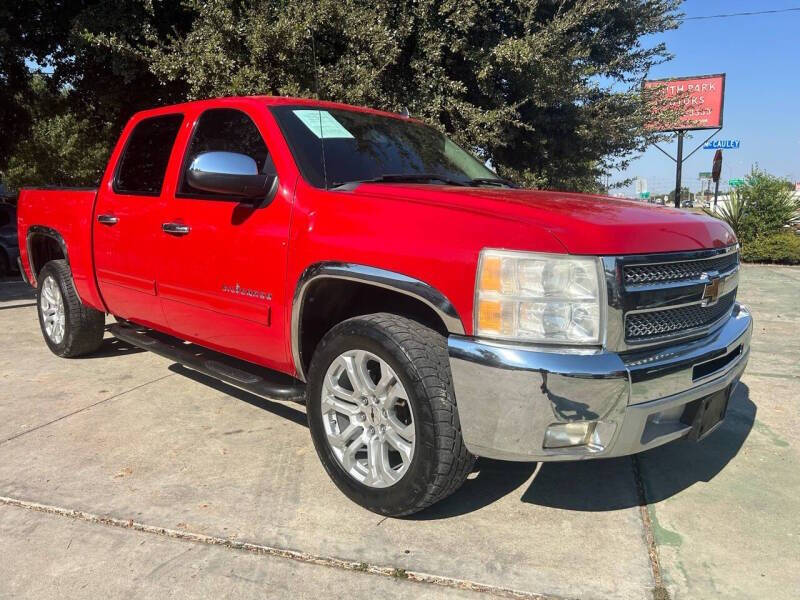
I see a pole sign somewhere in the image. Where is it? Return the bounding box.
[704,139,739,150]
[644,73,726,131]
[699,172,712,179]
[712,150,723,183]
[729,178,745,187]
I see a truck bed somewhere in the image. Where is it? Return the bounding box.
[17,188,106,311]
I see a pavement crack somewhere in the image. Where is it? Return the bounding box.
[0,494,565,600]
[0,302,37,311]
[0,374,175,446]
[632,455,671,600]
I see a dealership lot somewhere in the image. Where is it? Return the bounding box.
[0,266,798,600]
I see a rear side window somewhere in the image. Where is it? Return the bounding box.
[115,114,183,195]
[179,108,272,196]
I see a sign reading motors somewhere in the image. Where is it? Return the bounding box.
[703,139,740,150]
[644,73,725,131]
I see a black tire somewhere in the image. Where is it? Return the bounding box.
[307,313,475,516]
[36,260,105,357]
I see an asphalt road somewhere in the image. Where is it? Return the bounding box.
[0,266,797,599]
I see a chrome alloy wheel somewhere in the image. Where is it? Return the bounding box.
[40,275,66,344]
[321,350,416,488]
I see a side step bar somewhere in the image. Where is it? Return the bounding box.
[108,323,306,403]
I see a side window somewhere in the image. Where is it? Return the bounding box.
[180,108,273,196]
[115,114,183,195]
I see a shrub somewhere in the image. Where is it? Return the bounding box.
[740,232,800,265]
[737,167,799,243]
[704,167,799,244]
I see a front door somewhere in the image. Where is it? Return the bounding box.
[158,106,292,371]
[94,113,184,327]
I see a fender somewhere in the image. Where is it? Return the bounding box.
[25,225,70,286]
[291,262,466,381]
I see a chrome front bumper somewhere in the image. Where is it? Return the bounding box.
[448,303,752,461]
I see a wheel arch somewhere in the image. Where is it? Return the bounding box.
[26,226,69,286]
[291,262,465,381]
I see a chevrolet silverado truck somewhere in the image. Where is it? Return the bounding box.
[17,96,752,516]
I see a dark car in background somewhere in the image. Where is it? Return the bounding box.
[0,202,20,277]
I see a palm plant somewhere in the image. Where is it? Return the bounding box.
[704,188,748,240]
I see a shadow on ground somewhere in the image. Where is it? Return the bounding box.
[0,276,34,303]
[167,363,308,428]
[80,335,146,359]
[165,352,754,518]
[523,382,755,511]
[413,383,755,518]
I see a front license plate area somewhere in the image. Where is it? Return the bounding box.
[683,387,731,441]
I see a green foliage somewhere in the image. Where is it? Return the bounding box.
[1,1,192,189]
[4,77,112,189]
[0,3,35,172]
[704,168,798,246]
[703,188,747,240]
[669,186,692,204]
[740,232,800,265]
[737,167,799,243]
[2,0,681,191]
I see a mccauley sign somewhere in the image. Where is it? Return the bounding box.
[644,73,726,132]
[703,139,740,150]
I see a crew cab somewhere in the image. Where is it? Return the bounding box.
[17,96,752,516]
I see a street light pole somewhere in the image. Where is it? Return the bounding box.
[673,130,684,208]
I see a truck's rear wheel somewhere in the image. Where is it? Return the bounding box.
[307,313,475,516]
[37,260,105,357]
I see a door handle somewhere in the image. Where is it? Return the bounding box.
[97,214,119,225]
[162,222,191,235]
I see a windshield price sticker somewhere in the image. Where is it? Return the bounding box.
[293,110,354,139]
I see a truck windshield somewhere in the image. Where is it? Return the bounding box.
[270,105,500,189]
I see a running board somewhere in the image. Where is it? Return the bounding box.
[108,323,306,403]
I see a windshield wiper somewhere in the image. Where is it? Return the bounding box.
[331,173,469,189]
[467,177,516,188]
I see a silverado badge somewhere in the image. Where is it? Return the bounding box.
[222,283,271,301]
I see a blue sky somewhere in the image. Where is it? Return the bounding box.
[612,0,800,196]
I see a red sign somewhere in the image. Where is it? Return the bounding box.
[712,150,722,183]
[644,74,725,131]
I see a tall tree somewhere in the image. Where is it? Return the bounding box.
[4,0,681,191]
[1,0,193,187]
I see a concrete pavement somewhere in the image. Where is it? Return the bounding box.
[0,266,798,599]
[637,266,800,599]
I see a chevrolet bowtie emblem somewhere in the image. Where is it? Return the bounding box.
[701,272,722,306]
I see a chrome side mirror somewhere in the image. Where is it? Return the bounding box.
[186,151,278,203]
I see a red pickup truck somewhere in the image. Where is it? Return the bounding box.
[17,96,752,516]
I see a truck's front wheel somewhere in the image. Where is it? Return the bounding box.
[37,260,105,357]
[306,313,475,516]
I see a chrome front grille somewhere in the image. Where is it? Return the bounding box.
[604,245,740,350]
[626,291,736,341]
[624,251,739,285]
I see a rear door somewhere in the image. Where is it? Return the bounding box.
[157,105,292,370]
[94,113,184,327]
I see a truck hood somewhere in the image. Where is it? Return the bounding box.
[351,184,736,255]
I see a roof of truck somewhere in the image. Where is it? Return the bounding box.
[133,95,415,123]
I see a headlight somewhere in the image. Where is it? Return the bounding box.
[475,249,604,344]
